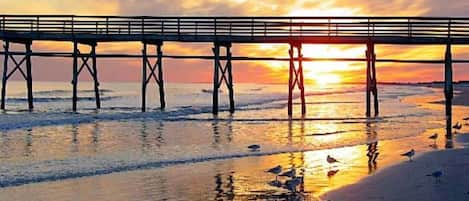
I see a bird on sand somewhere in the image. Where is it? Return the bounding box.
[247,144,260,152]
[426,170,443,183]
[401,149,415,161]
[279,168,296,178]
[284,177,303,192]
[327,169,340,177]
[429,133,438,142]
[327,155,339,165]
[453,122,462,130]
[266,165,282,180]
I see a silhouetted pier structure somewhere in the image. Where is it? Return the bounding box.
[1,15,468,133]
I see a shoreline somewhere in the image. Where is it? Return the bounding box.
[321,144,469,201]
[321,85,469,201]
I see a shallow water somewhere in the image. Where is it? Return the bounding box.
[0,81,468,200]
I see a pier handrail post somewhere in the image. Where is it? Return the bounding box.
[71,16,74,35]
[177,17,181,39]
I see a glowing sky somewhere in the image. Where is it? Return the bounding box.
[1,0,469,84]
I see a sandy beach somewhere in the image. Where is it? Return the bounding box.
[321,85,469,201]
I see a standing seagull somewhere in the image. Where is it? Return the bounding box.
[429,133,438,142]
[327,155,339,165]
[247,144,260,152]
[266,165,282,180]
[453,122,462,130]
[401,149,415,161]
[284,177,303,192]
[426,170,443,183]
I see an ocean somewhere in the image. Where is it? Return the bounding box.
[0,81,465,200]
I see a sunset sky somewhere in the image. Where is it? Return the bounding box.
[1,0,469,84]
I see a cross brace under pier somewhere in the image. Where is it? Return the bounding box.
[72,41,101,111]
[141,41,165,112]
[1,40,33,110]
[212,42,235,115]
[288,42,306,116]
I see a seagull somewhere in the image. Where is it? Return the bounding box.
[327,169,340,177]
[327,155,339,165]
[453,122,462,130]
[284,177,303,192]
[401,149,415,161]
[429,133,438,142]
[247,144,260,152]
[426,170,442,183]
[279,168,296,178]
[266,165,282,180]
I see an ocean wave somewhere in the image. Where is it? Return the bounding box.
[6,96,120,103]
[33,89,113,96]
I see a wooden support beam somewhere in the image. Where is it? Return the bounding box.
[72,41,78,111]
[212,43,220,115]
[365,42,378,117]
[226,45,235,113]
[444,42,453,137]
[366,44,372,117]
[288,46,293,116]
[141,43,147,112]
[1,40,9,110]
[298,44,306,115]
[369,43,379,116]
[157,43,165,109]
[25,41,33,110]
[141,41,165,112]
[91,43,100,109]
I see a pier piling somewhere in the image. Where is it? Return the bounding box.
[212,42,234,115]
[366,42,378,117]
[71,41,101,111]
[1,40,34,110]
[287,42,306,116]
[141,41,165,112]
[444,42,453,137]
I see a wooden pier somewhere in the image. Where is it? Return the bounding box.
[1,15,468,134]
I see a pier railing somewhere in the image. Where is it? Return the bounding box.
[1,15,469,39]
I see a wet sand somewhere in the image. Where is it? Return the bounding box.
[321,136,469,201]
[322,85,469,201]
